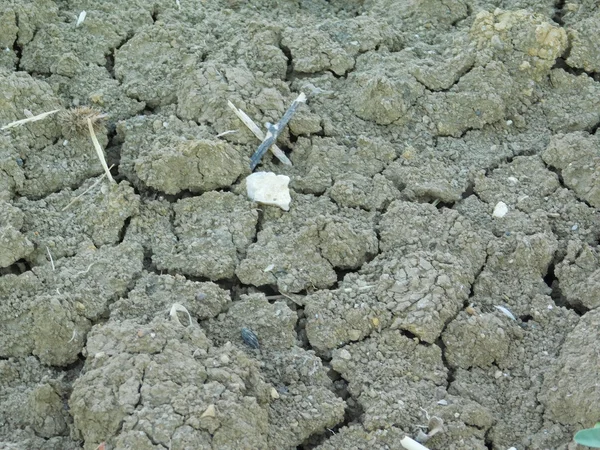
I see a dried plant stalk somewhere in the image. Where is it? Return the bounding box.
[1,109,60,130]
[227,101,292,166]
[87,118,115,183]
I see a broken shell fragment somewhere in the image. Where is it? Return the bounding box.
[246,171,291,211]
[241,327,260,349]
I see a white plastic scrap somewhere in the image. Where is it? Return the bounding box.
[400,436,430,450]
[494,305,516,321]
[76,11,86,27]
[492,201,508,218]
[169,303,193,327]
[246,171,291,211]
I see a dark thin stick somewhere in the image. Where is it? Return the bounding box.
[250,92,306,170]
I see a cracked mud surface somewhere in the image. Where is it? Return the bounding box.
[1,1,599,449]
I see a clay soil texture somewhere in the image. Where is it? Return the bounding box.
[1,0,600,449]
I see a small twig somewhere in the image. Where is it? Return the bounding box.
[227,100,291,166]
[46,246,55,270]
[87,118,115,183]
[1,109,60,130]
[61,165,114,211]
[249,92,306,169]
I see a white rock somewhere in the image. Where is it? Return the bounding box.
[492,201,508,218]
[246,172,291,211]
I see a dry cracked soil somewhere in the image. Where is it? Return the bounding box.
[1,0,600,449]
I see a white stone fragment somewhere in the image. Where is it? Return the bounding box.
[246,172,291,211]
[492,201,508,218]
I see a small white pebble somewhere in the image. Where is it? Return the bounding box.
[506,120,513,126]
[437,399,448,405]
[507,176,518,184]
[338,349,351,360]
[492,201,508,218]
[263,264,275,272]
[494,370,503,379]
[547,304,553,310]
[571,224,579,231]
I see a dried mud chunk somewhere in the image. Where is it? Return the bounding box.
[349,70,424,125]
[318,212,378,270]
[0,9,18,69]
[72,318,271,450]
[304,250,476,350]
[0,200,34,267]
[540,308,600,425]
[155,192,258,280]
[17,131,108,199]
[203,293,297,351]
[566,13,600,72]
[17,180,140,265]
[0,135,25,201]
[21,23,117,75]
[469,9,567,81]
[237,223,337,293]
[115,23,202,107]
[542,132,600,208]
[329,173,399,211]
[426,62,515,137]
[0,70,62,150]
[111,272,231,323]
[282,27,354,76]
[472,233,558,317]
[474,155,560,213]
[442,312,523,369]
[238,195,373,293]
[541,69,600,133]
[331,330,447,431]
[177,63,291,143]
[118,110,219,192]
[411,52,475,91]
[47,65,145,123]
[555,241,600,310]
[0,357,77,448]
[70,352,150,448]
[384,153,468,203]
[288,136,396,194]
[0,242,143,366]
[137,138,248,195]
[373,251,473,343]
[379,200,487,278]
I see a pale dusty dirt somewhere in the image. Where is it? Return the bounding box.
[1,1,600,449]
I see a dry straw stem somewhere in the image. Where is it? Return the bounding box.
[227,100,292,166]
[87,118,115,183]
[61,165,115,211]
[1,109,60,130]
